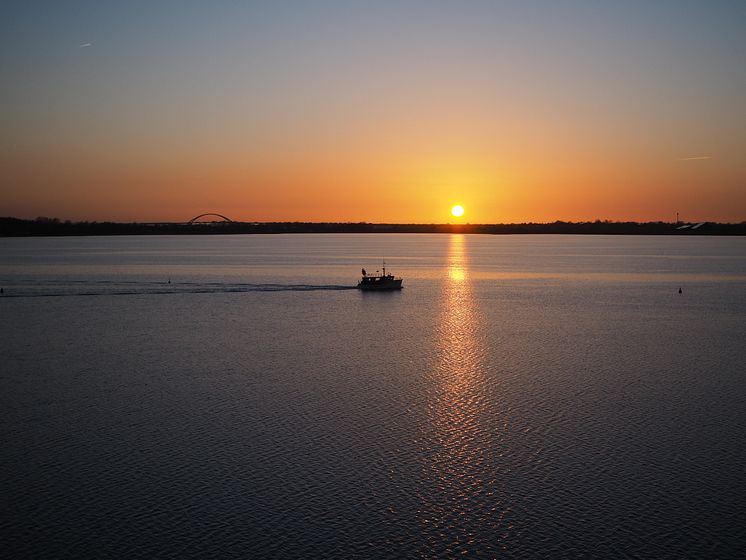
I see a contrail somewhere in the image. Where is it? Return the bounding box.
[79,42,92,48]
[677,155,711,161]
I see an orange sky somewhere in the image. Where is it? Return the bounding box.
[2,2,745,223]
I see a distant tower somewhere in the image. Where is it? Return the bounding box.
[676,212,679,224]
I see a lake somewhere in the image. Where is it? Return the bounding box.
[1,234,745,558]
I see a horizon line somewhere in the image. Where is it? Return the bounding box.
[5,216,745,226]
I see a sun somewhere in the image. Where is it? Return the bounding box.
[451,205,465,218]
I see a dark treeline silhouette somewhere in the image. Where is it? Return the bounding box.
[1,216,745,237]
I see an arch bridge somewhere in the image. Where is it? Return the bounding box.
[187,213,234,225]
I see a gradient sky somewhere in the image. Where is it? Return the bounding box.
[2,1,745,223]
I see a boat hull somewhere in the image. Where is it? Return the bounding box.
[357,279,402,291]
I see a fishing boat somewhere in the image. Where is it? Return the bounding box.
[357,263,403,291]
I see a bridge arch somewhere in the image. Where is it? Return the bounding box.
[187,213,234,225]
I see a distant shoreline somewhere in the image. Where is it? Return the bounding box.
[1,217,745,237]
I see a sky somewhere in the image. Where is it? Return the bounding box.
[2,0,745,223]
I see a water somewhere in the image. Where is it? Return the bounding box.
[1,234,745,558]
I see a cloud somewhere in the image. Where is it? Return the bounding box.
[677,156,712,161]
[79,42,92,48]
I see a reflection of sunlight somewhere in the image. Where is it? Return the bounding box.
[436,235,479,394]
[447,266,465,282]
[418,234,498,555]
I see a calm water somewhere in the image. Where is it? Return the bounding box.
[1,234,745,559]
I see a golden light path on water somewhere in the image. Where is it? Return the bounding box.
[418,234,509,556]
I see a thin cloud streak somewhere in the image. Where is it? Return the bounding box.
[79,42,92,48]
[677,156,712,161]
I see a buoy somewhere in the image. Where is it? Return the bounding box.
[678,287,682,294]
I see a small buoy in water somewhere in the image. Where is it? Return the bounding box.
[168,279,171,284]
[678,287,682,294]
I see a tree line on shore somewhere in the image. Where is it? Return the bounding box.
[2,216,744,236]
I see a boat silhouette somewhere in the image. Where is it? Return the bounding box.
[357,263,403,291]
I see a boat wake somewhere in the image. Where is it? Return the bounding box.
[0,280,358,299]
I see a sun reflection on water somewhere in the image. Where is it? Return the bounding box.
[418,234,507,556]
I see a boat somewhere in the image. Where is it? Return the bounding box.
[357,263,403,291]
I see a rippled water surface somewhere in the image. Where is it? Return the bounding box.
[2,234,745,558]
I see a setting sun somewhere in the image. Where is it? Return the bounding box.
[451,205,465,218]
